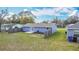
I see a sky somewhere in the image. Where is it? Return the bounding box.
[0,7,79,23]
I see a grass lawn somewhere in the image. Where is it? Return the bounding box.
[0,28,79,51]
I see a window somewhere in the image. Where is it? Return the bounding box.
[47,27,49,29]
[74,30,79,37]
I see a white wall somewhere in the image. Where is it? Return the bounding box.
[32,27,48,33]
[22,27,48,33]
[52,24,57,33]
[23,24,57,33]
[22,27,31,32]
[67,29,74,38]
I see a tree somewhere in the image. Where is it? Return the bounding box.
[18,11,35,24]
[50,16,65,28]
[0,14,2,32]
[0,8,8,32]
[64,15,79,25]
[11,14,20,23]
[42,21,48,23]
[27,16,34,23]
[19,16,27,24]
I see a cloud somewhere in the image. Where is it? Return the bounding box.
[68,10,78,16]
[34,18,42,23]
[31,7,77,23]
[31,7,74,17]
[9,12,15,15]
[32,8,54,16]
[23,9,28,11]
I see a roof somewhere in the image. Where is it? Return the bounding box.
[12,24,23,28]
[23,23,56,28]
[67,22,79,29]
[1,24,13,27]
[1,24,23,28]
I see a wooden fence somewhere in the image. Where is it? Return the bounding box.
[44,29,52,38]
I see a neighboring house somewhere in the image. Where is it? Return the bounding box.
[1,23,57,34]
[66,22,79,42]
[1,24,13,32]
[22,23,57,34]
[8,24,23,32]
[12,24,23,29]
[1,24,23,32]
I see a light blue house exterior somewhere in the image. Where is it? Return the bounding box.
[66,22,79,42]
[22,23,57,33]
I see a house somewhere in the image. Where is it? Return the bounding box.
[22,23,57,34]
[1,24,13,32]
[1,24,23,32]
[8,24,23,32]
[66,22,79,42]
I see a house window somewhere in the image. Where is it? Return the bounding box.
[46,27,51,30]
[74,30,79,37]
[47,27,49,29]
[73,36,77,42]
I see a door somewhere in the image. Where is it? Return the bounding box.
[73,36,77,42]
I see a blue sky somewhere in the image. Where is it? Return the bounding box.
[0,7,79,23]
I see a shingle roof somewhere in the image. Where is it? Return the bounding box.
[23,23,56,28]
[67,22,79,29]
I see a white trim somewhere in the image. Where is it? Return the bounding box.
[67,28,79,30]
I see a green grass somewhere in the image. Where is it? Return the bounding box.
[0,28,79,51]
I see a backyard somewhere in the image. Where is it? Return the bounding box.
[0,28,79,51]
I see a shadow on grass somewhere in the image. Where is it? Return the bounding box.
[44,29,66,41]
